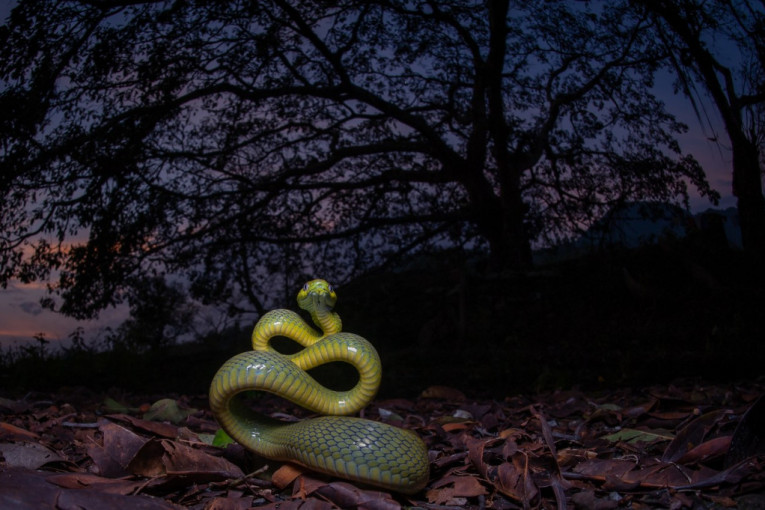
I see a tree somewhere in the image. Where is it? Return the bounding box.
[639,0,765,266]
[106,276,196,352]
[0,0,715,319]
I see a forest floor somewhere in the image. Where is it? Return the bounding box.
[1,378,764,509]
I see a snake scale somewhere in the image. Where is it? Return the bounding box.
[209,279,430,494]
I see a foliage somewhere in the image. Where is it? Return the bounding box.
[0,0,716,318]
[104,276,197,352]
[638,0,765,263]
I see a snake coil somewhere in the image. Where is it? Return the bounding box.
[209,279,429,494]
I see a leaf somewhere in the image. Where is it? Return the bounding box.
[47,472,147,495]
[427,475,487,504]
[143,398,197,424]
[662,409,730,462]
[127,438,244,481]
[725,394,765,467]
[377,407,404,422]
[86,421,148,477]
[0,467,181,510]
[0,442,63,469]
[272,464,304,489]
[102,397,136,414]
[306,480,401,510]
[109,413,179,438]
[212,428,235,448]
[0,421,39,440]
[602,427,674,444]
[677,436,732,464]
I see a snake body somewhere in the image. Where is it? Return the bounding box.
[209,279,429,494]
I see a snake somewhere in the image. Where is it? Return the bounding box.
[209,279,430,494]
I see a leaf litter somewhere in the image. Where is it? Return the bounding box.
[0,379,763,509]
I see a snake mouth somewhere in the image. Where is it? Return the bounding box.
[309,291,336,310]
[298,279,337,311]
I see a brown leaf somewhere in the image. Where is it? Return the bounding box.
[0,466,182,509]
[725,394,765,467]
[203,496,255,510]
[108,413,179,439]
[0,441,63,469]
[431,474,487,496]
[440,421,473,432]
[309,480,401,510]
[678,435,732,464]
[570,490,620,510]
[47,472,147,495]
[87,420,148,477]
[425,486,468,506]
[0,421,39,441]
[572,458,637,481]
[272,463,305,489]
[495,455,539,503]
[662,409,731,462]
[127,438,244,481]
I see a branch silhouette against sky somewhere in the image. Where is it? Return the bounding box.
[0,0,747,344]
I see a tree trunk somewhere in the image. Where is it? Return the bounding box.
[473,195,533,272]
[644,1,765,273]
[732,136,765,270]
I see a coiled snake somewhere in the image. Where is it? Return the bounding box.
[209,279,429,494]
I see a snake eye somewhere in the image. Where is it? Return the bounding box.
[302,283,309,291]
[328,284,335,293]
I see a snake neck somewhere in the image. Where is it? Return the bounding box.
[312,307,342,337]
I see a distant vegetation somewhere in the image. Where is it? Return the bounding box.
[3,230,762,397]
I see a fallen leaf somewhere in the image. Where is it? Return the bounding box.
[0,441,63,469]
[102,397,137,414]
[143,398,197,424]
[571,490,620,509]
[109,413,179,439]
[725,394,765,467]
[0,466,182,509]
[47,472,147,495]
[678,435,732,464]
[127,438,244,481]
[87,420,148,477]
[272,464,304,489]
[203,496,256,510]
[662,409,730,462]
[305,480,401,510]
[427,474,487,504]
[0,421,39,441]
[602,427,674,445]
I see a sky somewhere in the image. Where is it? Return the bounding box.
[0,1,744,351]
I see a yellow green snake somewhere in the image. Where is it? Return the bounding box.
[209,279,429,494]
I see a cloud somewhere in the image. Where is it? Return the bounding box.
[19,301,44,316]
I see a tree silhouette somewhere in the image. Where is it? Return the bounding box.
[639,0,765,267]
[1,0,715,319]
[105,276,196,352]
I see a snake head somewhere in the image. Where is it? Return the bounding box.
[297,279,337,312]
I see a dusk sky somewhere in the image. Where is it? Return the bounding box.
[0,1,742,350]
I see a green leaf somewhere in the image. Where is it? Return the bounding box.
[142,398,196,424]
[212,429,235,448]
[102,397,134,414]
[603,427,674,444]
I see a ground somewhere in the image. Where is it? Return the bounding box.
[1,378,764,509]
